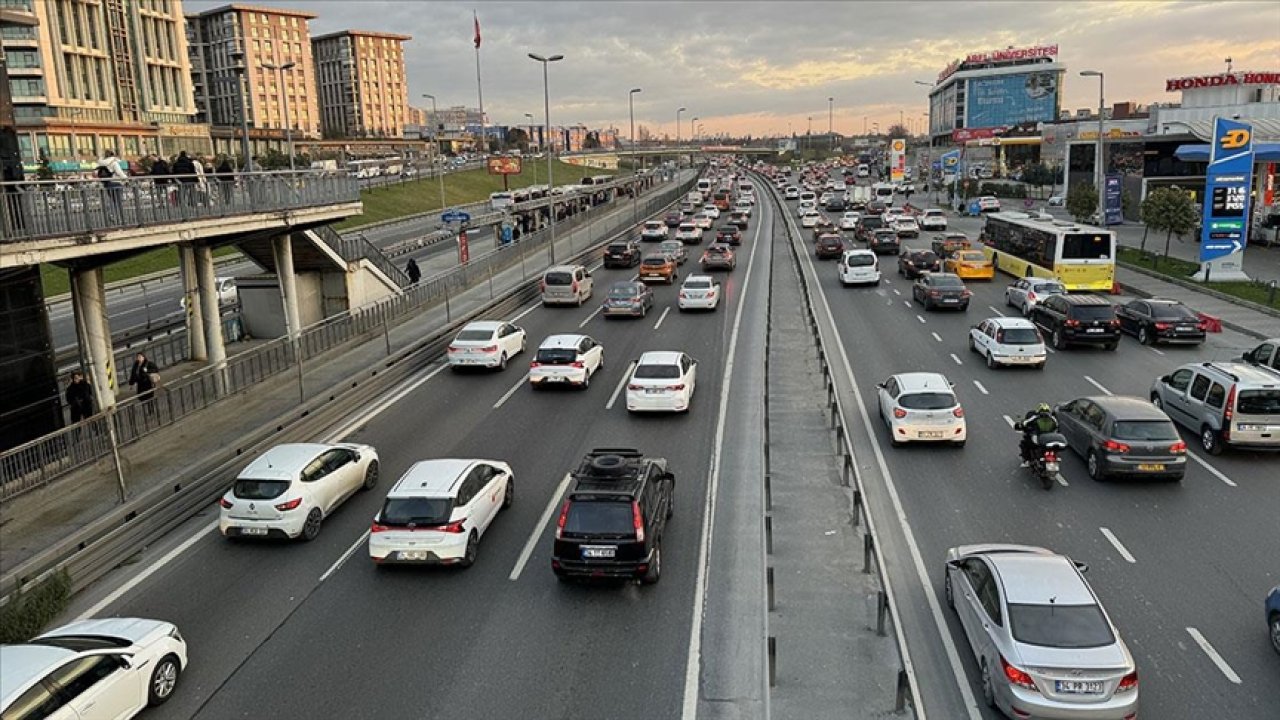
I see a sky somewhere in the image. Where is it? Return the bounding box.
[184,0,1280,138]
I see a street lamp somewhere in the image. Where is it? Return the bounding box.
[523,112,537,185]
[529,52,564,263]
[229,49,252,169]
[828,96,834,150]
[629,87,642,171]
[676,106,686,145]
[261,61,296,171]
[422,94,447,210]
[1081,70,1105,223]
[690,116,698,143]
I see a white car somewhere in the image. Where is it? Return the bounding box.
[692,212,714,230]
[658,240,688,264]
[883,208,904,224]
[919,208,948,231]
[876,372,967,447]
[784,186,801,200]
[977,195,1001,212]
[220,442,380,541]
[1047,195,1065,207]
[640,220,668,241]
[968,317,1047,369]
[893,217,920,237]
[369,458,514,567]
[839,249,881,286]
[800,210,821,228]
[675,223,702,244]
[626,351,698,413]
[734,200,753,216]
[529,333,604,389]
[678,274,721,311]
[447,320,527,371]
[839,211,861,230]
[178,276,236,311]
[1005,277,1067,315]
[1,618,188,717]
[702,204,721,220]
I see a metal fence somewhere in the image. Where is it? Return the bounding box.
[1,170,361,243]
[0,172,696,502]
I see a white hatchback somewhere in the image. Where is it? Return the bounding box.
[839,211,861,230]
[675,223,702,244]
[678,274,722,311]
[529,333,604,389]
[702,204,720,219]
[876,372,967,447]
[734,200,753,216]
[692,212,714,229]
[447,320,527,371]
[969,317,1047,369]
[919,208,948,230]
[369,459,513,568]
[220,442,380,541]
[626,351,698,413]
[839,249,881,286]
[784,186,800,200]
[800,210,821,228]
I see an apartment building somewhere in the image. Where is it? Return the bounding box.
[311,30,410,139]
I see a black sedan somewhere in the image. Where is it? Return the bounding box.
[868,229,900,255]
[912,273,970,311]
[1114,299,1206,345]
[664,212,683,228]
[898,249,941,279]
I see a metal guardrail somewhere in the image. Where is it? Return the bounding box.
[317,226,411,288]
[0,170,361,243]
[759,173,922,716]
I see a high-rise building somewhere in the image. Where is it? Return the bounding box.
[186,3,320,158]
[2,0,207,166]
[311,30,410,139]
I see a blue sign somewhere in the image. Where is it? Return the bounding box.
[940,150,961,170]
[501,224,514,245]
[441,209,472,224]
[1199,117,1254,262]
[968,200,982,216]
[965,71,1059,130]
[1104,174,1123,226]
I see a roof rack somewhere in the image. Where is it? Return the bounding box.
[1202,362,1240,382]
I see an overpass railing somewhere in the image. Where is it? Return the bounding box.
[0,170,361,243]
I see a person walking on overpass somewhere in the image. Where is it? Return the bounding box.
[128,352,161,407]
[171,151,198,206]
[215,156,235,205]
[65,371,95,423]
[97,150,128,221]
[406,258,421,284]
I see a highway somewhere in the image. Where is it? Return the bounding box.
[70,188,773,719]
[791,172,1280,719]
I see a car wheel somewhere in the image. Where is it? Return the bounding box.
[503,477,514,509]
[1087,450,1105,481]
[666,484,674,520]
[519,338,526,354]
[1150,394,1164,411]
[498,353,508,371]
[642,544,662,585]
[582,370,591,389]
[300,508,322,542]
[1005,292,1014,308]
[952,440,966,448]
[1053,329,1066,350]
[460,531,478,568]
[986,351,997,370]
[362,461,379,491]
[944,571,954,609]
[968,336,976,353]
[641,304,648,318]
[147,654,181,707]
[1200,425,1223,455]
[980,659,996,708]
[1138,325,1151,345]
[1270,612,1280,655]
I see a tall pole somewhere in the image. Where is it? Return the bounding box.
[1081,71,1105,223]
[691,116,697,144]
[629,87,641,171]
[524,112,537,184]
[262,61,296,171]
[828,96,834,150]
[529,53,564,263]
[474,11,486,154]
[676,106,685,145]
[424,93,445,210]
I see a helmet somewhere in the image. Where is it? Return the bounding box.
[1037,402,1052,413]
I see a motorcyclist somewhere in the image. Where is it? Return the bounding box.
[1018,402,1058,467]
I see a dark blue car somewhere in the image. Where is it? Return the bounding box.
[1268,586,1280,655]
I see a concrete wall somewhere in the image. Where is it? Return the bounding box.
[237,273,325,339]
[344,261,397,309]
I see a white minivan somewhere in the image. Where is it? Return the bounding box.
[839,249,881,286]
[541,264,593,306]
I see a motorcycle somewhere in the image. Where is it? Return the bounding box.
[1014,423,1068,490]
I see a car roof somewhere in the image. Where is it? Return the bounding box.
[607,280,643,290]
[894,372,954,393]
[387,459,477,497]
[988,316,1036,329]
[637,351,684,365]
[239,443,331,479]
[843,249,875,256]
[1061,293,1113,306]
[1194,362,1280,385]
[546,264,583,273]
[1078,394,1174,421]
[989,553,1096,605]
[1,645,77,705]
[461,320,503,332]
[683,274,716,284]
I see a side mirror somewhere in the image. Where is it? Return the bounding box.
[1242,349,1255,362]
[944,559,961,570]
[352,453,361,463]
[1160,374,1172,384]
[119,656,133,670]
[1073,560,1089,574]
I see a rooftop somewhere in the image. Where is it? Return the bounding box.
[194,4,317,19]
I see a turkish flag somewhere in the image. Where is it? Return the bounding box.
[473,12,481,49]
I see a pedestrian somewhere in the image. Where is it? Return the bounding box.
[215,156,235,205]
[65,371,95,423]
[128,352,160,404]
[1,147,25,233]
[96,150,128,221]
[150,155,173,206]
[171,150,198,205]
[405,258,421,284]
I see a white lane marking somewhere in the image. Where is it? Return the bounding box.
[606,361,637,410]
[903,300,912,308]
[1186,627,1242,684]
[931,332,943,343]
[785,196,979,717]
[1186,451,1237,487]
[493,372,531,409]
[917,315,927,324]
[320,529,371,582]
[682,187,766,720]
[1148,346,1166,356]
[653,306,672,330]
[987,306,1005,317]
[578,304,604,328]
[1083,375,1113,395]
[508,473,574,581]
[508,299,542,324]
[892,288,902,295]
[1003,414,1016,428]
[77,519,219,620]
[950,353,963,365]
[1056,474,1069,487]
[1099,527,1136,563]
[324,363,451,442]
[973,380,989,395]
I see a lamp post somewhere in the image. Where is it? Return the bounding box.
[529,52,564,263]
[676,106,686,145]
[629,87,642,172]
[1081,70,1105,223]
[690,116,697,144]
[422,94,446,210]
[828,96,834,150]
[261,61,296,171]
[523,112,537,185]
[229,49,252,170]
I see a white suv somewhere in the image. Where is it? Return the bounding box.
[839,249,881,286]
[919,208,948,230]
[876,372,967,447]
[529,334,604,389]
[641,220,668,241]
[369,458,514,567]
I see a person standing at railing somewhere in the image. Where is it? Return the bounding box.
[150,155,173,206]
[96,150,128,221]
[215,156,235,205]
[405,258,421,284]
[171,151,198,206]
[1,147,25,233]
[65,371,95,423]
[128,352,161,408]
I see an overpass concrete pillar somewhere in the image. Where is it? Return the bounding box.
[194,245,226,368]
[178,244,207,362]
[271,234,302,341]
[69,266,116,411]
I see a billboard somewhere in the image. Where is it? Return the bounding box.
[1197,117,1254,280]
[965,71,1059,130]
[889,138,907,183]
[487,156,522,175]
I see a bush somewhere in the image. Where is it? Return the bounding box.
[0,570,72,644]
[978,182,1027,199]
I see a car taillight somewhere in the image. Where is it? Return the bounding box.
[570,361,585,368]
[1027,291,1037,300]
[570,281,579,293]
[1000,655,1037,691]
[480,345,498,353]
[1044,451,1058,462]
[961,290,972,298]
[275,497,302,511]
[953,407,965,418]
[1064,319,1080,327]
[929,290,941,297]
[435,519,467,534]
[530,361,541,368]
[539,279,546,292]
[219,497,233,509]
[555,501,570,540]
[628,384,644,391]
[893,408,908,419]
[679,291,687,299]
[1169,441,1187,454]
[1117,670,1138,692]
[1198,320,1209,330]
[1224,385,1236,423]
[667,384,686,391]
[447,345,459,353]
[1155,322,1171,330]
[632,500,645,543]
[1110,319,1121,327]
[1103,439,1131,453]
[371,521,389,533]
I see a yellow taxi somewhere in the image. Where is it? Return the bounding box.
[944,249,995,281]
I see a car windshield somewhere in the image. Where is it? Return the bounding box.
[874,230,896,239]
[633,363,680,379]
[1237,389,1280,415]
[660,243,681,252]
[642,257,669,266]
[455,329,496,342]
[931,276,965,288]
[536,348,578,364]
[1061,233,1112,260]
[1112,420,1180,441]
[644,222,661,229]
[563,500,634,537]
[607,244,631,253]
[679,224,696,231]
[898,392,956,410]
[684,279,712,290]
[925,210,943,217]
[1008,603,1116,649]
[960,252,986,262]
[998,328,1042,345]
[609,284,640,297]
[379,497,453,527]
[233,479,290,500]
[1071,305,1115,321]
[1150,303,1198,320]
[1032,282,1066,294]
[910,252,938,263]
[846,254,875,267]
[543,272,573,286]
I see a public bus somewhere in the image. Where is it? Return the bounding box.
[712,190,732,210]
[980,212,1116,292]
[489,191,515,211]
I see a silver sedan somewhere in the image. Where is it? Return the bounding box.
[1005,277,1067,316]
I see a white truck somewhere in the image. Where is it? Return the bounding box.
[847,185,872,205]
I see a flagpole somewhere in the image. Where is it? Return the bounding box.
[474,11,486,154]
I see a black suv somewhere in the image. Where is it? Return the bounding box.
[1030,294,1120,350]
[855,215,886,244]
[603,239,641,268]
[552,448,674,584]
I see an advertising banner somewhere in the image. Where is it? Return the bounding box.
[965,71,1059,130]
[1104,174,1123,226]
[1196,117,1254,281]
[889,138,907,183]
[487,156,522,175]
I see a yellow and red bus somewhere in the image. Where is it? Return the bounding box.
[712,190,732,211]
[980,212,1116,292]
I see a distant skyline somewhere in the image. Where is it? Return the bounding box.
[184,0,1280,137]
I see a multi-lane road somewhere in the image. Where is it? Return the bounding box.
[787,171,1279,719]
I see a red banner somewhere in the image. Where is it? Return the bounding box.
[951,128,1003,142]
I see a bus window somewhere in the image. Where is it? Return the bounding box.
[1061,233,1111,260]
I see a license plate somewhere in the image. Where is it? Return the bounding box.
[1138,464,1166,471]
[398,550,429,561]
[1087,328,1104,333]
[240,527,268,536]
[581,545,616,559]
[920,431,946,439]
[941,298,958,304]
[645,388,664,395]
[1055,680,1104,694]
[1178,326,1195,332]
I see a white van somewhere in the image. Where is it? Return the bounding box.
[696,179,713,196]
[489,192,515,211]
[540,264,594,306]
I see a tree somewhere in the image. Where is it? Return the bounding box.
[1021,163,1055,197]
[1140,186,1198,267]
[885,123,909,138]
[1066,182,1098,223]
[582,131,602,150]
[505,127,529,152]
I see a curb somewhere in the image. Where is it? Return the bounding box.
[1116,261,1279,340]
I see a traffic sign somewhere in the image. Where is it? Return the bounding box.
[441,209,472,224]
